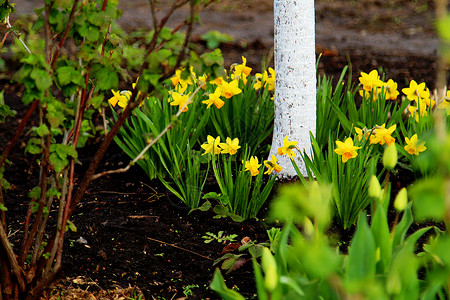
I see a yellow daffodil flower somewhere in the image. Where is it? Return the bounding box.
[108,89,131,108]
[359,70,383,92]
[232,56,252,78]
[369,123,396,146]
[422,88,431,102]
[244,156,261,176]
[130,80,145,107]
[408,102,427,122]
[384,79,399,100]
[264,155,283,174]
[174,81,189,94]
[334,137,361,163]
[198,74,208,89]
[170,68,188,86]
[423,95,435,108]
[253,73,264,90]
[202,87,224,109]
[170,67,196,87]
[201,135,221,156]
[404,134,426,155]
[438,90,450,115]
[219,137,241,155]
[359,87,382,101]
[169,91,191,112]
[210,71,228,85]
[354,126,367,141]
[277,136,298,159]
[220,80,242,99]
[210,76,225,86]
[266,67,275,90]
[402,80,428,101]
[254,67,275,91]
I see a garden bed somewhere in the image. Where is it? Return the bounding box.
[1,0,443,299]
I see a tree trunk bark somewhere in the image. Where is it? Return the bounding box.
[270,0,316,177]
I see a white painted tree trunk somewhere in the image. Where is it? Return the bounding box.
[270,0,316,178]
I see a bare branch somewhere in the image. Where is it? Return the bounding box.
[0,222,25,293]
[172,0,196,74]
[148,0,159,31]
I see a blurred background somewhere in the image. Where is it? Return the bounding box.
[10,0,440,88]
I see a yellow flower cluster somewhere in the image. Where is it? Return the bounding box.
[201,135,241,156]
[342,124,397,163]
[344,71,437,163]
[253,67,275,91]
[353,125,426,163]
[402,80,435,122]
[168,66,197,112]
[201,134,283,176]
[244,155,283,176]
[110,56,276,113]
[358,70,450,120]
[169,59,246,112]
[167,56,275,112]
[358,70,399,101]
[335,121,427,163]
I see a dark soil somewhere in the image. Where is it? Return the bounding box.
[1,0,445,299]
[60,154,271,300]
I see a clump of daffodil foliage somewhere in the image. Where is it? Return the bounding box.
[199,134,277,220]
[279,67,450,228]
[112,56,276,216]
[113,60,450,226]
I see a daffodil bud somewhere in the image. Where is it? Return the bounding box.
[368,175,382,200]
[375,247,381,263]
[383,143,397,170]
[303,217,314,237]
[261,247,278,292]
[394,188,408,212]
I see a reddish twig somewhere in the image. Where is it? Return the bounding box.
[100,0,111,58]
[25,266,61,300]
[50,0,80,71]
[0,220,25,293]
[53,67,91,271]
[171,0,195,75]
[0,100,38,171]
[18,133,51,265]
[148,0,159,31]
[147,0,190,54]
[101,0,108,11]
[1,30,10,48]
[101,23,112,58]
